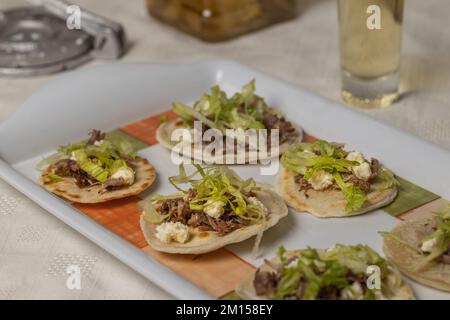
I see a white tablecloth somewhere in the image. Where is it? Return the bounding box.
[1,0,449,299]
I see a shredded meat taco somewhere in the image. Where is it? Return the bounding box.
[236,244,415,300]
[382,204,450,292]
[156,80,303,163]
[275,140,398,217]
[37,130,156,203]
[140,165,288,254]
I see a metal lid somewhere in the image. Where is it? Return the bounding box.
[0,1,126,77]
[0,7,93,76]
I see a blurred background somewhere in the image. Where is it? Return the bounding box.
[1,0,450,149]
[0,0,449,299]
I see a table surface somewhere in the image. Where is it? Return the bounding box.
[1,0,449,299]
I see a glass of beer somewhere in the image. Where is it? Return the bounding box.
[338,0,404,108]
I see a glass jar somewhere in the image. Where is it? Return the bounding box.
[145,0,298,41]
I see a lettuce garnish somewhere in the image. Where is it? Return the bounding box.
[381,205,450,269]
[374,167,399,190]
[281,141,367,212]
[147,164,267,222]
[417,205,450,268]
[272,244,390,300]
[36,134,136,183]
[172,80,275,131]
[333,173,367,213]
[42,172,64,183]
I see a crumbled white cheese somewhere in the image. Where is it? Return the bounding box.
[286,257,299,269]
[196,100,210,114]
[247,197,268,216]
[94,140,104,146]
[111,167,135,185]
[204,200,225,219]
[307,170,334,191]
[155,222,189,244]
[341,282,364,300]
[346,151,365,164]
[327,244,337,252]
[353,162,372,181]
[421,237,438,253]
[346,151,371,181]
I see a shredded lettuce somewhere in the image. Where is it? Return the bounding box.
[380,205,450,270]
[272,244,391,300]
[42,173,64,183]
[71,149,88,162]
[78,160,109,182]
[333,173,367,213]
[150,194,183,201]
[36,132,136,184]
[378,231,423,254]
[58,142,86,155]
[416,205,450,269]
[321,244,389,275]
[232,79,255,108]
[143,200,169,224]
[35,152,66,170]
[110,159,130,174]
[281,141,367,213]
[225,108,265,130]
[375,167,399,189]
[435,204,450,223]
[113,139,136,159]
[172,80,273,132]
[173,102,221,131]
[146,164,267,223]
[281,141,357,177]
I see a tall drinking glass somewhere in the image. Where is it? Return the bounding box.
[338,0,404,108]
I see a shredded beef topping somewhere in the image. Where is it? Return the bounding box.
[54,159,95,188]
[253,270,279,296]
[343,173,371,193]
[370,158,380,180]
[54,159,78,176]
[253,265,370,299]
[318,286,339,300]
[158,188,249,236]
[437,253,450,265]
[294,175,311,191]
[203,212,248,236]
[87,129,106,145]
[263,113,298,144]
[99,178,128,193]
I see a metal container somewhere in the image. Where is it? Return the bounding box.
[0,0,126,77]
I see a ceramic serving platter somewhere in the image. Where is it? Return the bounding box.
[0,61,449,300]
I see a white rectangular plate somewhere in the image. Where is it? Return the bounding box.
[0,61,449,299]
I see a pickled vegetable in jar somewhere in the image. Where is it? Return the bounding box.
[146,0,297,41]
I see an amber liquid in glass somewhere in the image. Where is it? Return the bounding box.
[338,0,404,108]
